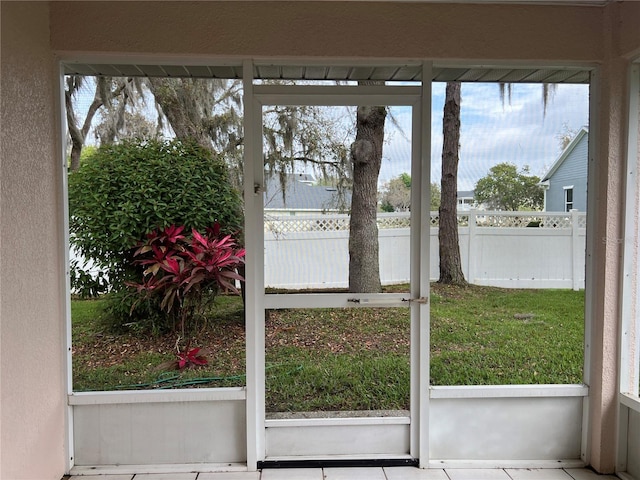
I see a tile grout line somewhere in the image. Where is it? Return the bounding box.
[563,468,579,480]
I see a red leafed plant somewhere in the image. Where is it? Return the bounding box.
[177,347,208,369]
[127,223,245,339]
[156,341,210,371]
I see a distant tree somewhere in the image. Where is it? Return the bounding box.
[146,78,353,192]
[556,124,579,152]
[430,182,441,212]
[65,76,144,171]
[380,173,411,212]
[474,162,544,211]
[95,110,159,145]
[380,174,440,212]
[145,77,244,183]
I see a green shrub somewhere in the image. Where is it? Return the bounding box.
[68,139,243,329]
[70,258,109,299]
[100,289,169,335]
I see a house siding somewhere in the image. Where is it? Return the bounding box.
[545,134,589,212]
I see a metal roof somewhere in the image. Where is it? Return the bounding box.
[62,62,592,84]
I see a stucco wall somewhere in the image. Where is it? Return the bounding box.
[582,5,631,473]
[0,1,636,478]
[46,4,635,472]
[0,3,67,479]
[619,1,640,59]
[50,1,603,62]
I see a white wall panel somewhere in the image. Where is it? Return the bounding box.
[73,400,246,465]
[265,419,410,458]
[628,408,640,479]
[430,396,583,462]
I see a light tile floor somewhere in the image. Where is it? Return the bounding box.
[68,467,620,480]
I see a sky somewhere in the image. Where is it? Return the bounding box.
[74,78,590,192]
[380,82,590,191]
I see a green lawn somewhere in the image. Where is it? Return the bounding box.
[71,284,585,412]
[430,285,584,386]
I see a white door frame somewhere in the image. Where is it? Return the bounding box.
[242,60,433,468]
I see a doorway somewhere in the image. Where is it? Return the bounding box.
[243,79,432,465]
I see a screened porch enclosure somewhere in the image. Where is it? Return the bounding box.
[60,59,632,476]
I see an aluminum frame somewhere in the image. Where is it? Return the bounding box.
[59,56,597,473]
[245,67,430,466]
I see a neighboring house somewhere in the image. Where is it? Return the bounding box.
[264,172,351,215]
[541,127,589,212]
[457,190,477,211]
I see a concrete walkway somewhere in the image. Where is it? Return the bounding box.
[68,467,618,480]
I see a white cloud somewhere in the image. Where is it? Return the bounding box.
[71,76,589,193]
[377,82,589,191]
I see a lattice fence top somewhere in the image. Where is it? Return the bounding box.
[475,213,575,228]
[576,215,588,229]
[265,215,351,233]
[264,211,586,233]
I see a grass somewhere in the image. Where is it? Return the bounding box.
[71,284,585,412]
[430,285,584,385]
[264,307,411,412]
[72,295,247,391]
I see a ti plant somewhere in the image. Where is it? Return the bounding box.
[127,224,245,354]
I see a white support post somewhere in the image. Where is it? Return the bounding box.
[243,59,266,471]
[581,66,600,466]
[617,62,640,473]
[467,210,477,284]
[415,61,433,468]
[58,62,75,475]
[571,209,582,291]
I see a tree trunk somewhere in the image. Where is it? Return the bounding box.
[146,78,213,152]
[439,82,467,285]
[66,76,105,171]
[69,138,83,172]
[349,105,386,293]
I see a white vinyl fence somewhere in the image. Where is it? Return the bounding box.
[71,211,586,293]
[264,210,586,291]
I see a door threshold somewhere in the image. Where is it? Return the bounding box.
[259,457,418,469]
